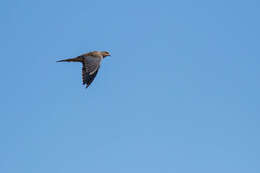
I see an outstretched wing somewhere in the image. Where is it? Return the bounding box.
[82,56,102,88]
[82,65,100,88]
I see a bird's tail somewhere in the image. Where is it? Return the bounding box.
[56,56,83,63]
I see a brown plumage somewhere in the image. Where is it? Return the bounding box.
[57,51,111,88]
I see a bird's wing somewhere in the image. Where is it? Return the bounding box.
[82,56,102,88]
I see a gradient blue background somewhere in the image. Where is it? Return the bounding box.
[1,0,259,172]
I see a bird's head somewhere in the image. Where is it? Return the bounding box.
[101,51,111,58]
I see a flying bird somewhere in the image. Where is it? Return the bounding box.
[57,51,111,88]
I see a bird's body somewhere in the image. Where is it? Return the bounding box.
[57,51,110,88]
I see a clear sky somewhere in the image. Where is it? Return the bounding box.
[1,0,259,172]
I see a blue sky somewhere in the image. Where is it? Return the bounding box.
[1,0,259,172]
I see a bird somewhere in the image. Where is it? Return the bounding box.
[57,51,111,88]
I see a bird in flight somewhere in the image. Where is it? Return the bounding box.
[57,51,111,88]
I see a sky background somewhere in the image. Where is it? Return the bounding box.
[0,0,260,172]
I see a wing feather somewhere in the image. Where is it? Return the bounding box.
[81,56,102,88]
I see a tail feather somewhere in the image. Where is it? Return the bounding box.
[56,56,83,63]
